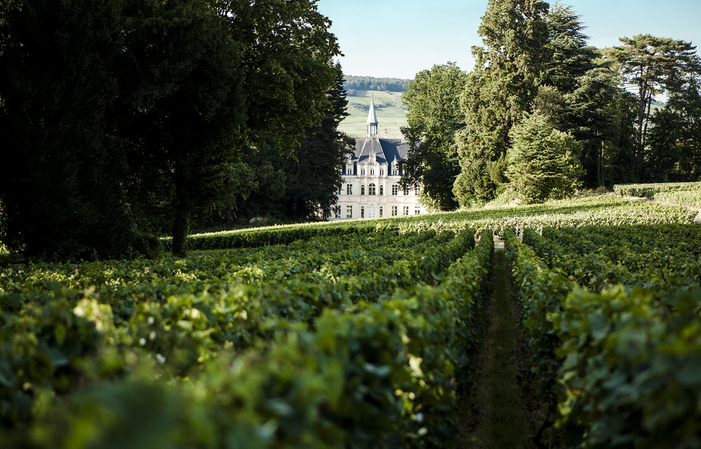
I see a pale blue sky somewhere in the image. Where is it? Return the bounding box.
[317,0,701,79]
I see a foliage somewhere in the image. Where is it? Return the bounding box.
[505,113,584,202]
[0,226,494,448]
[455,0,551,206]
[0,0,138,261]
[604,34,701,180]
[400,63,467,211]
[218,0,341,156]
[647,78,701,182]
[613,181,701,198]
[117,0,245,257]
[508,224,701,448]
[344,75,411,93]
[281,62,355,220]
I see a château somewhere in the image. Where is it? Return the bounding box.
[334,98,425,219]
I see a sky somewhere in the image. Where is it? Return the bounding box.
[316,0,701,80]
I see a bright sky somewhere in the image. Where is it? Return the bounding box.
[317,0,701,80]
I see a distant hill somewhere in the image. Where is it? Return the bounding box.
[344,75,412,93]
[340,89,408,139]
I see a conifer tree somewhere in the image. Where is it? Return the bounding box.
[506,113,584,202]
[455,0,550,207]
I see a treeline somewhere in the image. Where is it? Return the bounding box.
[0,0,353,260]
[344,75,411,92]
[401,1,701,211]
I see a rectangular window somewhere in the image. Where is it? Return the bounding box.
[335,206,341,218]
[392,185,398,195]
[346,206,352,218]
[347,184,352,195]
[370,168,374,176]
[361,168,366,176]
[392,206,397,216]
[403,206,409,216]
[415,206,421,215]
[380,168,385,176]
[403,187,409,195]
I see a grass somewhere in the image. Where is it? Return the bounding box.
[340,89,408,138]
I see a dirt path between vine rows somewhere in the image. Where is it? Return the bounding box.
[452,249,543,449]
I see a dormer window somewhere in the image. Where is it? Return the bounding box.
[370,168,374,176]
[380,168,385,176]
[361,168,366,176]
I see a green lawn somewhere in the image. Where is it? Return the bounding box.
[340,89,408,138]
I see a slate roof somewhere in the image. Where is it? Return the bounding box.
[351,137,410,165]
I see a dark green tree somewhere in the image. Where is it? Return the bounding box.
[542,4,597,95]
[283,62,355,219]
[117,0,245,257]
[456,0,550,207]
[605,35,701,180]
[505,112,584,202]
[0,0,140,260]
[217,0,341,156]
[400,63,467,211]
[647,78,701,181]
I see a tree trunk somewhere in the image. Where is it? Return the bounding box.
[172,161,190,257]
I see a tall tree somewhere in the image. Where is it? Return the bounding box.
[117,0,245,257]
[605,35,701,180]
[647,77,701,181]
[542,4,597,95]
[216,0,341,156]
[455,0,550,207]
[283,62,355,220]
[562,67,626,187]
[401,63,467,211]
[0,0,138,260]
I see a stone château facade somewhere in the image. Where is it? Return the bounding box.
[333,98,425,220]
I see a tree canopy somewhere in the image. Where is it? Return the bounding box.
[605,34,701,180]
[454,0,551,207]
[0,0,344,260]
[400,63,467,211]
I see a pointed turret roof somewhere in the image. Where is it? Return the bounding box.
[366,97,378,125]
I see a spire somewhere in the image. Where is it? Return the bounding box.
[366,95,378,138]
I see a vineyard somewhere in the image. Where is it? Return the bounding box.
[614,181,701,208]
[1,194,700,448]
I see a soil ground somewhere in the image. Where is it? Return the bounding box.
[452,248,554,449]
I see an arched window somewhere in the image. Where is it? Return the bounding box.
[370,168,374,176]
[380,168,385,176]
[368,183,376,195]
[379,185,384,195]
[361,206,365,218]
[361,185,365,195]
[361,168,366,176]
